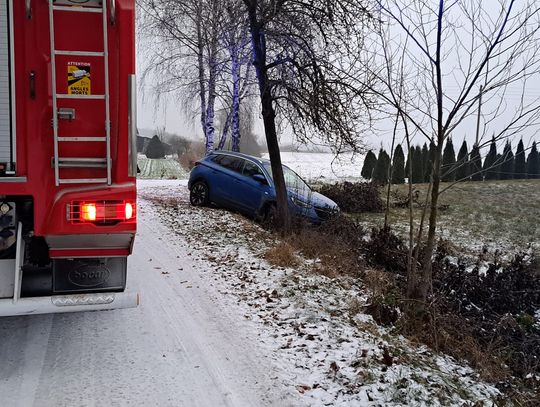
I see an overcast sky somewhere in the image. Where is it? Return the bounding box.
[137,83,540,155]
[136,1,540,155]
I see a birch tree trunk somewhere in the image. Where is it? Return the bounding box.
[218,113,231,150]
[205,54,218,153]
[196,7,207,144]
[230,43,242,152]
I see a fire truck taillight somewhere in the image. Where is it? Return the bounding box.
[125,202,134,220]
[69,201,136,224]
[81,203,97,221]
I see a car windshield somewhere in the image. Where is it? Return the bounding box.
[263,163,311,192]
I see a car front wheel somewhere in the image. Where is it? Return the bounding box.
[190,181,210,206]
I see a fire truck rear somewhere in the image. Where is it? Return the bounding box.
[0,0,138,316]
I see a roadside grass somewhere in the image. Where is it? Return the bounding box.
[356,179,540,254]
[264,242,301,268]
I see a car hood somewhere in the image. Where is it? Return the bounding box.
[288,188,339,209]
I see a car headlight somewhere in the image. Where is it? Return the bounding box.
[291,197,312,209]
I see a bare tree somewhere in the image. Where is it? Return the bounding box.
[139,0,259,154]
[138,0,226,152]
[241,0,373,232]
[140,0,374,232]
[361,0,540,318]
[216,3,255,152]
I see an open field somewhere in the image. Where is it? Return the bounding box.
[263,151,365,182]
[357,179,540,255]
[137,156,188,179]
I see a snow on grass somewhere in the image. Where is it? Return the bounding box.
[137,156,188,179]
[359,179,540,257]
[263,152,365,183]
[139,181,500,406]
[137,179,188,190]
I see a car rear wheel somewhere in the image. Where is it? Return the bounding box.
[190,181,210,206]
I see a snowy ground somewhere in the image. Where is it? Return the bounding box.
[360,179,540,257]
[0,179,502,406]
[139,180,501,406]
[262,152,365,183]
[0,183,297,406]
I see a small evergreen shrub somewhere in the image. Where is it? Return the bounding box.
[145,135,166,159]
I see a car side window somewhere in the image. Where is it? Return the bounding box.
[215,155,244,173]
[211,154,224,166]
[243,161,264,178]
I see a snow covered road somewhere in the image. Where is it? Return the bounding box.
[0,196,296,407]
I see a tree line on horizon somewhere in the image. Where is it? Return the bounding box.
[362,138,540,185]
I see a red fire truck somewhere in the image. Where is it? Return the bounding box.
[0,0,138,316]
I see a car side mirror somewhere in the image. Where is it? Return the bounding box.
[252,174,268,184]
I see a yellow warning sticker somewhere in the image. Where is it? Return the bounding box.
[67,62,91,95]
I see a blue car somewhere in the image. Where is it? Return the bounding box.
[188,151,339,223]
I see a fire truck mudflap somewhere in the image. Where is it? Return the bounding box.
[0,0,139,316]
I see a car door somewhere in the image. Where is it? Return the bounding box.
[208,155,246,209]
[204,154,230,206]
[235,161,269,214]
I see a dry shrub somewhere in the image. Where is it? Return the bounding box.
[363,268,396,298]
[318,181,384,213]
[360,226,540,396]
[264,242,300,268]
[364,226,408,275]
[362,268,401,325]
[317,214,366,247]
[436,315,511,382]
[413,252,540,399]
[286,215,366,277]
[313,251,359,279]
[403,309,511,383]
[178,141,206,171]
[287,228,329,259]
